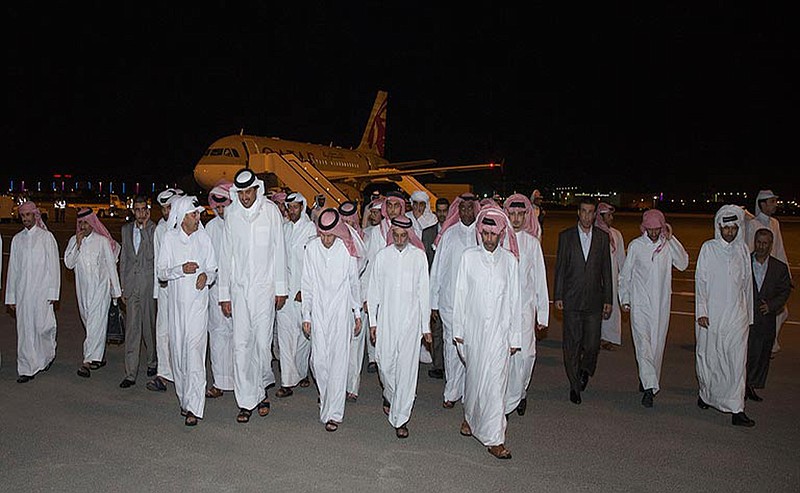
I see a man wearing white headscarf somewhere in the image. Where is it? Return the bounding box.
[158,195,217,426]
[619,209,689,408]
[217,168,288,424]
[147,187,184,392]
[595,203,626,350]
[368,215,431,438]
[502,194,549,417]
[695,205,755,427]
[407,190,438,239]
[274,192,317,398]
[5,202,60,383]
[430,192,481,408]
[453,206,521,460]
[65,208,122,378]
[302,208,362,432]
[745,189,792,355]
[204,181,235,398]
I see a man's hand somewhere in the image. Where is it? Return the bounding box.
[121,295,128,305]
[454,337,464,344]
[431,309,440,323]
[354,317,362,336]
[602,303,612,320]
[369,326,377,345]
[363,301,368,314]
[510,347,520,355]
[697,316,709,328]
[7,304,15,312]
[275,295,288,310]
[76,229,86,247]
[294,291,302,303]
[302,321,311,337]
[664,223,673,241]
[423,332,432,345]
[555,300,563,310]
[759,300,770,316]
[622,304,631,313]
[220,301,232,318]
[182,261,199,274]
[195,272,207,290]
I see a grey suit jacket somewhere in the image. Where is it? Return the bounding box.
[553,225,613,312]
[422,223,439,269]
[119,221,156,299]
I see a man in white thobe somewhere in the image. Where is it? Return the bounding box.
[147,187,184,392]
[368,216,430,438]
[745,189,792,354]
[430,192,480,408]
[619,209,688,408]
[218,169,287,423]
[453,206,521,460]
[695,205,755,427]
[5,202,60,382]
[274,192,317,398]
[65,208,121,378]
[158,196,217,426]
[204,181,235,398]
[302,208,362,432]
[595,202,626,350]
[502,194,549,417]
[406,190,438,364]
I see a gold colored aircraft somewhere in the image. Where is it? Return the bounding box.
[193,91,500,206]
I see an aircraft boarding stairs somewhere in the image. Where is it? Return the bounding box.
[248,152,350,208]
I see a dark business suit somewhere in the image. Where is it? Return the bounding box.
[422,223,444,372]
[747,255,791,389]
[554,225,613,393]
[120,220,157,381]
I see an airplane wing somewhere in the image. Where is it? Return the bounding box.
[329,162,501,182]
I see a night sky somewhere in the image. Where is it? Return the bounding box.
[4,4,796,197]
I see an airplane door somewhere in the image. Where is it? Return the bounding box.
[242,139,259,167]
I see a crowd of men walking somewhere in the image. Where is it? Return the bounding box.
[2,169,792,459]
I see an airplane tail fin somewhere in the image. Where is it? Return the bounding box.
[357,91,388,157]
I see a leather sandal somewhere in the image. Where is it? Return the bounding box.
[257,398,271,417]
[236,408,252,423]
[487,445,512,459]
[459,420,472,437]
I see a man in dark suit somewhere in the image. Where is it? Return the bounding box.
[422,197,449,379]
[118,195,158,388]
[553,196,613,404]
[746,228,792,401]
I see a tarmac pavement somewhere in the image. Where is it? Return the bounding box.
[0,209,798,492]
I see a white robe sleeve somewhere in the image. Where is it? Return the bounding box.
[271,206,288,297]
[45,232,60,301]
[63,236,79,270]
[695,244,710,320]
[366,252,383,329]
[102,238,122,298]
[451,254,468,342]
[5,237,18,305]
[348,254,361,315]
[216,223,232,302]
[668,236,690,271]
[508,256,522,349]
[618,241,636,307]
[531,238,550,327]
[157,236,184,282]
[429,241,444,311]
[417,252,431,334]
[201,234,218,287]
[301,247,314,324]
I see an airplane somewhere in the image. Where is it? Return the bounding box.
[193,91,500,207]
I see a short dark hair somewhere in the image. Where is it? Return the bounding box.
[755,228,774,241]
[133,194,149,206]
[578,196,597,208]
[435,197,450,207]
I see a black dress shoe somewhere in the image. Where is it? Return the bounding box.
[745,386,763,402]
[428,369,444,379]
[641,389,654,408]
[570,390,581,405]
[516,398,527,416]
[697,396,710,410]
[146,367,157,377]
[732,412,755,427]
[16,375,34,384]
[120,378,136,388]
[579,371,589,391]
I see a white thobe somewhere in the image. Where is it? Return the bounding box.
[302,238,361,424]
[347,223,382,395]
[158,227,217,418]
[695,238,753,413]
[153,218,173,380]
[218,198,287,410]
[4,226,60,376]
[206,216,234,391]
[453,246,521,447]
[367,244,430,428]
[618,234,688,393]
[600,227,626,345]
[504,230,549,414]
[0,234,2,368]
[430,221,477,402]
[64,233,122,363]
[276,215,317,387]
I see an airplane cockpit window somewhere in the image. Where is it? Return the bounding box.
[231,148,240,157]
[223,148,233,157]
[210,148,224,156]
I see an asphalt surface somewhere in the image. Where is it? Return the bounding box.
[1,209,798,492]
